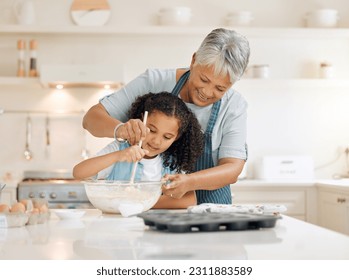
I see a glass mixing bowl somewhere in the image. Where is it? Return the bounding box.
[83,180,162,216]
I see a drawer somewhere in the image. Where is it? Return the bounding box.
[319,191,349,205]
[232,190,306,215]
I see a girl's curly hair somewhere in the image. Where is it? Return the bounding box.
[128,92,204,173]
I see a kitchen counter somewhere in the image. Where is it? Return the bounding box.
[235,179,316,188]
[1,209,349,260]
[4,178,348,190]
[234,179,349,189]
[316,179,349,191]
[234,179,349,188]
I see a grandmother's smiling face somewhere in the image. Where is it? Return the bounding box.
[187,56,233,107]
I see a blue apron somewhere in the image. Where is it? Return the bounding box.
[171,70,232,204]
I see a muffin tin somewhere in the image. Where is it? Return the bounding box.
[138,212,279,233]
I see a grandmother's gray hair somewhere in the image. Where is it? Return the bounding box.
[194,28,250,83]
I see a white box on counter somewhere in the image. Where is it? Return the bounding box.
[255,155,314,180]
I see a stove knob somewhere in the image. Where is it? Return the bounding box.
[29,192,35,198]
[50,192,57,199]
[39,192,46,199]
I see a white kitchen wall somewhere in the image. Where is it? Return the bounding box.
[1,0,349,181]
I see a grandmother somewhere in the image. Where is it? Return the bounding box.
[83,28,250,205]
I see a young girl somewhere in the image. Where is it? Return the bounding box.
[73,92,204,208]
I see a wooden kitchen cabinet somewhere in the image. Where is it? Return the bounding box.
[318,186,349,235]
[231,181,317,223]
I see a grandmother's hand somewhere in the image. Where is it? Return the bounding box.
[161,173,191,199]
[118,119,150,145]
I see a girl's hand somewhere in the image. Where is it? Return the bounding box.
[119,145,149,162]
[118,119,150,146]
[161,174,191,199]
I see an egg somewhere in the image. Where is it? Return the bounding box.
[33,199,47,209]
[39,204,49,213]
[0,204,10,213]
[20,199,33,211]
[20,199,28,208]
[10,202,26,213]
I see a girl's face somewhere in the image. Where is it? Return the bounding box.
[142,110,180,158]
[187,56,232,107]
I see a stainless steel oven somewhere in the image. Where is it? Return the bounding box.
[17,170,94,209]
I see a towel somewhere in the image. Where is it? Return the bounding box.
[187,203,287,215]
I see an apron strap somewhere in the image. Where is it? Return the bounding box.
[171,70,190,96]
[205,100,221,135]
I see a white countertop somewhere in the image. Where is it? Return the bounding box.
[234,179,349,189]
[234,179,315,188]
[4,178,349,189]
[1,209,349,260]
[316,179,349,191]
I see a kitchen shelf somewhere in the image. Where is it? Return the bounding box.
[0,77,41,87]
[2,76,349,90]
[0,76,123,89]
[0,109,85,115]
[2,24,349,39]
[236,78,349,89]
[0,76,38,83]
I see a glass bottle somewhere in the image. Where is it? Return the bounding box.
[17,39,26,77]
[29,39,38,77]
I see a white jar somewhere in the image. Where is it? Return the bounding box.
[305,9,339,28]
[252,64,270,79]
[319,62,334,79]
[158,7,192,26]
[13,0,36,25]
[226,11,253,27]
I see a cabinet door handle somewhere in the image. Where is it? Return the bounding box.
[337,198,346,203]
